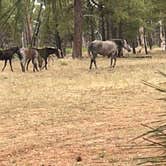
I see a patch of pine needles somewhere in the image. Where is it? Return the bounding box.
[142,70,166,93]
[133,70,166,165]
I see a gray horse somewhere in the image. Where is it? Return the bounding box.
[88,40,131,69]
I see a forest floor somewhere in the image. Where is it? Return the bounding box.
[0,51,166,166]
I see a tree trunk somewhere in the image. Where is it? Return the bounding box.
[159,20,163,46]
[132,41,136,54]
[72,0,83,58]
[137,34,142,46]
[118,21,123,38]
[90,22,95,41]
[55,31,61,49]
[106,17,110,40]
[111,23,117,39]
[87,0,95,41]
[0,0,2,16]
[55,30,64,58]
[32,3,43,47]
[21,32,25,47]
[26,13,33,47]
[147,33,153,50]
[62,39,67,57]
[100,7,105,41]
[164,25,166,51]
[143,27,148,55]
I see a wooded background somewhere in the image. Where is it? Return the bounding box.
[0,0,166,57]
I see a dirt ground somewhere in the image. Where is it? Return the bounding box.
[0,52,166,166]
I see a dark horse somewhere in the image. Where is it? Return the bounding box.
[88,40,131,69]
[111,39,131,57]
[0,46,19,72]
[17,48,39,72]
[26,47,61,70]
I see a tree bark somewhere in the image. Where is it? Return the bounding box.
[89,0,105,40]
[32,3,43,47]
[0,0,2,15]
[118,21,123,38]
[23,2,33,47]
[106,17,110,40]
[72,0,83,58]
[55,30,64,58]
[87,0,95,41]
[143,27,148,55]
[132,41,136,54]
[26,13,33,46]
[147,33,153,50]
[164,25,166,51]
[90,22,95,41]
[100,6,105,41]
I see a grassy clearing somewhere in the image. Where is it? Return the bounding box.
[0,52,166,165]
[66,47,87,55]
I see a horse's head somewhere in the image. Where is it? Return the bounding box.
[52,48,61,58]
[122,40,131,52]
[45,47,61,58]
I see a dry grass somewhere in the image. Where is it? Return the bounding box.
[0,52,166,165]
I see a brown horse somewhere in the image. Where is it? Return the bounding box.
[26,47,61,70]
[17,48,39,72]
[0,46,19,72]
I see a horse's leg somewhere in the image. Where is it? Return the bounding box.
[26,59,31,71]
[9,59,13,72]
[41,57,46,70]
[45,58,48,70]
[38,56,43,70]
[110,56,113,68]
[32,59,36,72]
[20,62,25,72]
[32,58,39,72]
[93,56,97,69]
[51,55,55,65]
[60,50,64,58]
[48,55,53,66]
[110,51,117,68]
[2,60,7,71]
[89,59,94,70]
[89,53,97,70]
[19,56,26,72]
[113,51,118,68]
[43,58,48,70]
[20,59,27,72]
[113,57,116,68]
[19,59,24,72]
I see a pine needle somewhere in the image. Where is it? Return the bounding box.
[142,80,166,93]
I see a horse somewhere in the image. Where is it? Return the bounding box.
[110,39,131,57]
[26,47,61,70]
[88,40,131,69]
[0,46,19,72]
[17,48,40,72]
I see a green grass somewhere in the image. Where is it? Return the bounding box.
[66,47,87,54]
